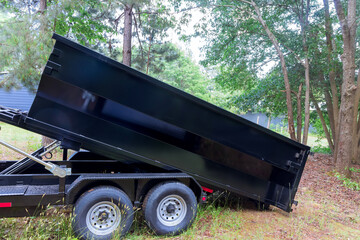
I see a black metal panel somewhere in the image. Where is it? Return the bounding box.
[65,172,201,204]
[38,35,308,168]
[0,207,40,218]
[1,34,311,212]
[0,193,64,210]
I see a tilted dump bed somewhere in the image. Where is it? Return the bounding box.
[1,34,310,212]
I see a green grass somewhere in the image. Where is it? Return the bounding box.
[349,167,360,173]
[0,123,42,144]
[334,171,360,191]
[0,123,42,159]
[0,123,65,160]
[0,207,74,240]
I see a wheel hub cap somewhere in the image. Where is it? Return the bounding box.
[166,204,176,214]
[157,195,187,226]
[86,201,121,235]
[98,211,109,221]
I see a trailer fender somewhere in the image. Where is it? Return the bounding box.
[66,175,134,205]
[66,173,203,205]
[136,177,203,204]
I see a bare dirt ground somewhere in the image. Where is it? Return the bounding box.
[129,154,360,240]
[236,154,360,240]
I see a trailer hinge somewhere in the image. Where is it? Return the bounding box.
[45,163,71,178]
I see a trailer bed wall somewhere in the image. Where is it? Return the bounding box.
[25,34,310,211]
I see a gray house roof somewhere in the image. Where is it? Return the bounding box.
[0,87,36,111]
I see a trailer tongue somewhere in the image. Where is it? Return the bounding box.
[0,34,310,239]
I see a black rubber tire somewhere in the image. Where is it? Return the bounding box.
[143,182,197,236]
[72,186,134,240]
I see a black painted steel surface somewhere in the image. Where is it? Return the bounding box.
[3,34,310,212]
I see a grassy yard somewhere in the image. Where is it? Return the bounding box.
[0,123,359,239]
[0,123,42,160]
[0,123,65,161]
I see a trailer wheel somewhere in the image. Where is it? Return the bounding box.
[72,186,134,240]
[143,182,197,236]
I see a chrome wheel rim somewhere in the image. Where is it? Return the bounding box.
[157,195,187,226]
[86,201,121,235]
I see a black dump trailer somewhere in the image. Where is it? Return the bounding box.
[0,34,310,239]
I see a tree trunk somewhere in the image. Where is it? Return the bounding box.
[39,0,47,13]
[38,0,47,32]
[357,141,360,164]
[310,91,334,152]
[356,125,360,163]
[123,4,133,66]
[351,68,360,163]
[39,0,46,13]
[355,111,360,164]
[302,58,310,145]
[323,0,339,156]
[250,1,296,140]
[296,84,303,142]
[333,0,357,176]
[336,84,356,174]
[42,136,53,147]
[318,72,336,149]
[146,35,153,74]
[297,0,311,145]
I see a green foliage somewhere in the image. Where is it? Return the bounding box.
[310,112,333,154]
[153,50,211,100]
[132,43,181,74]
[0,0,112,92]
[234,69,286,115]
[334,172,360,191]
[311,145,332,154]
[0,11,53,91]
[0,0,180,93]
[173,0,308,116]
[349,167,360,173]
[132,42,231,109]
[172,0,351,151]
[311,111,332,138]
[138,2,175,43]
[54,0,113,45]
